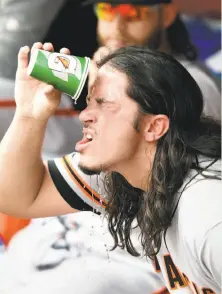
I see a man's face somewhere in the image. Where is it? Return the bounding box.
[96,3,162,50]
[76,64,144,174]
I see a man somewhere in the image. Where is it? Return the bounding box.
[0,0,220,158]
[0,1,220,292]
[0,41,221,291]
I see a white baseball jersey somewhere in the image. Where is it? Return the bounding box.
[48,153,222,293]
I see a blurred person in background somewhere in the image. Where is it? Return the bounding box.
[87,0,221,120]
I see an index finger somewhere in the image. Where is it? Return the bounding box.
[17,46,30,70]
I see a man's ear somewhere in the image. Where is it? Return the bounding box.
[162,4,177,28]
[144,114,169,142]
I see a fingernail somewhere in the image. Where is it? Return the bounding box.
[21,46,29,52]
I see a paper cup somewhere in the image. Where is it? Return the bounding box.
[27,49,90,103]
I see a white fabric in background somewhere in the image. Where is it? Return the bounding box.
[0,211,164,294]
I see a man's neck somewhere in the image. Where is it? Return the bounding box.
[115,145,156,191]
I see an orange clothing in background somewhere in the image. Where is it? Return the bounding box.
[0,213,30,246]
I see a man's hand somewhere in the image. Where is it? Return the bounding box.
[88,46,111,91]
[15,42,70,121]
[0,42,76,218]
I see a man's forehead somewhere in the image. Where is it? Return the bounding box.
[98,64,120,78]
[89,69,129,102]
[96,66,128,89]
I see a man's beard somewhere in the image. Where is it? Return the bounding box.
[78,164,102,176]
[78,161,111,176]
[97,27,163,52]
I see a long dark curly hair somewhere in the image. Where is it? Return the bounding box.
[97,46,221,259]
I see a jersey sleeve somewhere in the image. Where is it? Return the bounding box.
[179,171,222,285]
[48,152,107,214]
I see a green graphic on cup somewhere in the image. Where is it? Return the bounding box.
[27,49,90,103]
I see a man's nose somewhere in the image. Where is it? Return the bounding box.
[111,13,126,34]
[79,107,97,125]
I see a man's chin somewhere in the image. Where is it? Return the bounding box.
[78,154,113,175]
[78,163,101,176]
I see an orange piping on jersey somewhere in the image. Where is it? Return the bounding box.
[64,155,105,202]
[61,156,107,208]
[152,287,170,294]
